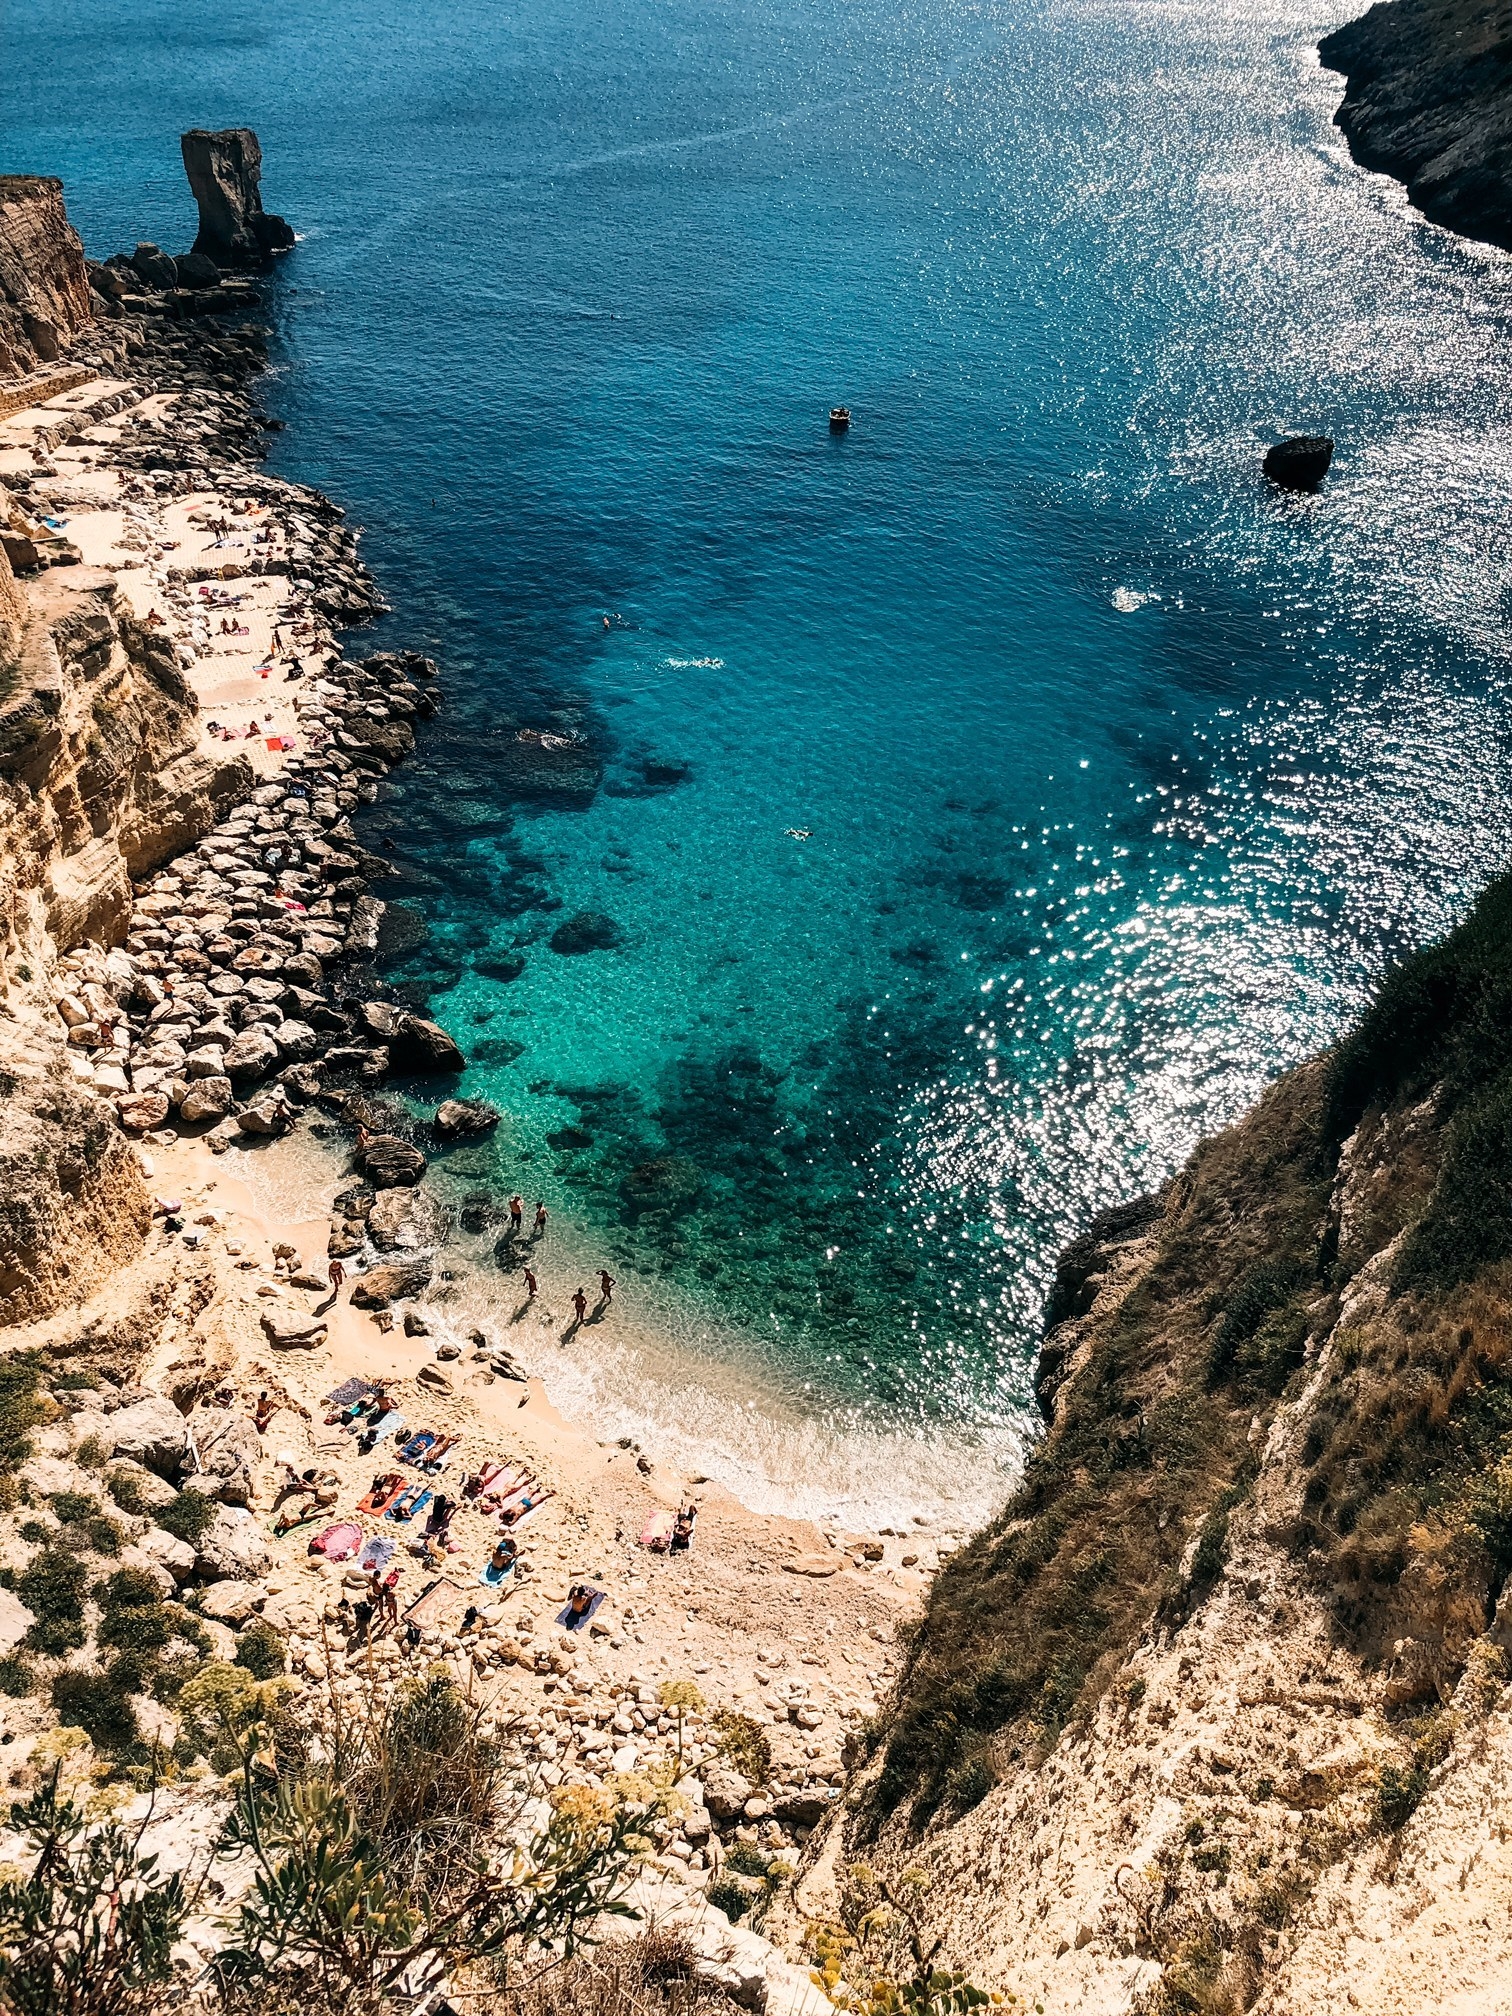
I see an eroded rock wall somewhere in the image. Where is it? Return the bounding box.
[0,176,93,378]
[1322,0,1512,250]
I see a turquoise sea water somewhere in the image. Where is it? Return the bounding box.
[11,0,1512,1514]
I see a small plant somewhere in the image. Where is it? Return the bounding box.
[156,1491,216,1546]
[235,1621,288,1680]
[50,1670,140,1753]
[707,1875,751,1923]
[711,1708,771,1786]
[806,1871,1002,2016]
[97,1566,166,1610]
[0,1654,34,1698]
[1374,1760,1428,1831]
[18,1549,88,1656]
[105,1469,148,1516]
[725,1842,770,1878]
[50,1492,121,1555]
[657,1677,704,1769]
[946,1756,995,1812]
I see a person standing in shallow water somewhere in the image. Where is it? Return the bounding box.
[509,1195,523,1234]
[534,1201,549,1238]
[571,1287,587,1326]
[598,1270,615,1306]
[523,1267,537,1300]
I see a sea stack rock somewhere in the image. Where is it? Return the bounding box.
[180,128,295,265]
[1263,435,1334,492]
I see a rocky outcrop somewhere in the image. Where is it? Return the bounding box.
[0,177,93,378]
[180,130,295,265]
[1264,435,1335,491]
[1322,0,1512,250]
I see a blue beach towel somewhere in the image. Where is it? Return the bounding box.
[557,1588,606,1633]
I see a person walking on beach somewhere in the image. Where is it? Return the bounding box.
[534,1201,549,1238]
[523,1267,537,1300]
[328,1258,346,1293]
[598,1269,615,1307]
[509,1194,524,1234]
[571,1286,587,1327]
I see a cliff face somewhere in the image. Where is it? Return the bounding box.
[815,876,1512,2013]
[0,177,93,378]
[0,558,249,1324]
[1322,0,1512,250]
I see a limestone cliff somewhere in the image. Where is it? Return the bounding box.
[810,875,1512,2013]
[1322,0,1512,250]
[0,177,93,378]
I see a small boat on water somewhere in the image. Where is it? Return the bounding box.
[829,406,851,430]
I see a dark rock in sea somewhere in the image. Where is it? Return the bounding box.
[471,1036,526,1067]
[391,1014,465,1074]
[547,1125,594,1151]
[1263,435,1334,491]
[129,242,178,291]
[358,1133,428,1189]
[1322,0,1512,251]
[643,755,690,788]
[550,911,621,955]
[621,1154,704,1218]
[376,900,428,960]
[434,1097,501,1139]
[181,128,296,264]
[475,952,526,984]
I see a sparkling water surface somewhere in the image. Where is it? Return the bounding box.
[9,0,1512,1518]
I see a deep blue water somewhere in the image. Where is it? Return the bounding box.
[11,0,1512,1515]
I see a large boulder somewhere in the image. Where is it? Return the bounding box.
[391,1016,464,1073]
[260,1310,328,1349]
[350,1255,433,1309]
[434,1097,501,1139]
[366,1184,447,1252]
[0,1588,36,1656]
[359,1134,427,1188]
[117,1091,171,1133]
[180,128,295,264]
[224,1027,281,1081]
[199,1579,263,1624]
[194,1506,273,1581]
[108,1396,190,1476]
[179,1076,234,1124]
[1263,435,1334,492]
[128,242,177,291]
[701,1763,755,1822]
[173,249,220,289]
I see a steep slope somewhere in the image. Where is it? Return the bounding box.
[807,873,1512,2013]
[0,176,93,378]
[1322,0,1512,249]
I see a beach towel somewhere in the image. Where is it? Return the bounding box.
[498,1493,553,1533]
[356,1473,404,1515]
[640,1508,675,1551]
[557,1588,606,1632]
[403,1577,466,1629]
[399,1431,436,1464]
[357,1410,405,1449]
[357,1535,396,1574]
[325,1376,375,1408]
[388,1486,432,1525]
[310,1522,362,1562]
[479,1554,516,1589]
[463,1459,507,1500]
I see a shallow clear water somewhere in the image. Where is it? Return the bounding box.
[10,0,1512,1516]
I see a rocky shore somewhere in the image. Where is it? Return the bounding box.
[1321,0,1512,250]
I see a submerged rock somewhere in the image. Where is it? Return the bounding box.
[359,1133,427,1188]
[435,1097,501,1139]
[1263,435,1334,491]
[550,911,621,955]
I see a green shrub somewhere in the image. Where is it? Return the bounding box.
[1375,1760,1428,1831]
[51,1374,97,1393]
[724,1842,770,1878]
[235,1621,287,1679]
[0,1654,33,1697]
[49,1491,122,1556]
[0,1354,46,1476]
[50,1669,140,1751]
[105,1468,148,1516]
[50,1491,99,1525]
[18,1520,49,1546]
[947,1756,996,1812]
[18,1549,88,1654]
[711,1709,771,1786]
[706,1877,749,1923]
[75,1435,107,1470]
[98,1603,171,1654]
[105,1649,154,1694]
[97,1566,164,1610]
[156,1491,216,1545]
